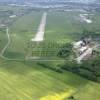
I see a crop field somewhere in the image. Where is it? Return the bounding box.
[0,5,100,100]
[0,59,87,100]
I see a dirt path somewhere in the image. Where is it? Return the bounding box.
[0,27,10,58]
[31,12,47,42]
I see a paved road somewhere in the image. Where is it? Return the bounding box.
[31,12,47,42]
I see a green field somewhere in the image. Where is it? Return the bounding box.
[0,6,100,100]
[0,59,86,100]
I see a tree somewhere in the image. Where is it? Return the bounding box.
[57,43,72,58]
[68,96,75,100]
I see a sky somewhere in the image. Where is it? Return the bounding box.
[0,0,98,3]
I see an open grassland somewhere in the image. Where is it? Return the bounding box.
[74,82,100,100]
[45,11,83,43]
[45,11,100,42]
[4,11,42,59]
[0,59,93,100]
[0,59,100,100]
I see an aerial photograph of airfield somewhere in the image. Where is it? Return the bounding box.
[0,0,100,100]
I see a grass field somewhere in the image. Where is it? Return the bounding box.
[0,5,100,100]
[0,30,7,51]
[4,11,42,59]
[0,59,100,100]
[0,59,94,100]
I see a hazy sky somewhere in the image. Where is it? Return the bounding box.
[0,0,97,3]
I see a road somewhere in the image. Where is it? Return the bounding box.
[0,27,10,59]
[31,12,47,42]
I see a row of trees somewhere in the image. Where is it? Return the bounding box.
[61,56,100,82]
[27,41,66,57]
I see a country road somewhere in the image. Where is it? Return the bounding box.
[0,27,10,58]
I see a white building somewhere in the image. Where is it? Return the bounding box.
[77,48,93,63]
[73,41,85,49]
[9,15,16,18]
[79,46,88,54]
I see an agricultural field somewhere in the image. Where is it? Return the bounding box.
[0,5,100,100]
